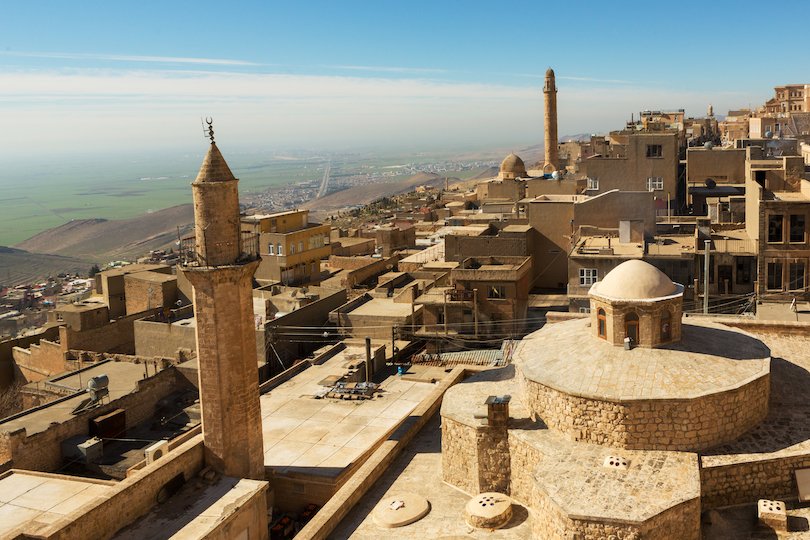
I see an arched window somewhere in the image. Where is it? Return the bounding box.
[625,312,639,344]
[597,308,607,339]
[661,311,672,341]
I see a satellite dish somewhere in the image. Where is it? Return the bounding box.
[551,171,560,180]
[704,141,713,150]
[765,130,773,139]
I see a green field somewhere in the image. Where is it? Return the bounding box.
[0,147,500,247]
[0,152,323,246]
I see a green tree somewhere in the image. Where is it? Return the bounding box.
[88,264,101,277]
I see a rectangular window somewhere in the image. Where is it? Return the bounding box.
[488,285,506,299]
[299,241,304,253]
[277,244,283,255]
[767,261,783,290]
[646,144,663,158]
[768,215,784,243]
[586,177,599,190]
[790,215,806,243]
[578,307,591,314]
[789,262,806,290]
[736,258,752,284]
[579,268,598,286]
[268,243,274,255]
[647,176,664,191]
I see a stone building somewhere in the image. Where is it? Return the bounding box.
[241,209,331,285]
[440,261,774,539]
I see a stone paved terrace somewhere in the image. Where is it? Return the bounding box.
[441,366,700,524]
[331,413,535,539]
[260,352,439,476]
[0,470,114,537]
[517,318,770,400]
[702,332,810,466]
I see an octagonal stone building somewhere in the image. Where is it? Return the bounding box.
[440,260,774,539]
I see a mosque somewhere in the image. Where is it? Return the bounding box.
[440,259,777,539]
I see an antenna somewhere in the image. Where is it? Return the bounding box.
[201,116,215,144]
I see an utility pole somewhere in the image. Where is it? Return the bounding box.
[443,289,449,335]
[391,326,397,364]
[473,288,479,338]
[703,240,711,314]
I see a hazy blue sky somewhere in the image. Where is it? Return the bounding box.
[1,0,807,160]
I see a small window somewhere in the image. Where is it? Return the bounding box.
[587,177,599,190]
[267,243,274,255]
[789,262,806,291]
[277,244,283,256]
[299,241,304,253]
[290,243,295,255]
[578,307,591,314]
[767,261,783,290]
[646,144,663,158]
[768,215,784,243]
[488,285,506,299]
[597,308,606,339]
[736,258,753,284]
[579,268,598,286]
[646,176,664,191]
[790,215,805,243]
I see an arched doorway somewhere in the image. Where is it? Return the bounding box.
[661,311,672,342]
[625,312,639,344]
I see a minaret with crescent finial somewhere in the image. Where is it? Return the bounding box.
[543,68,559,173]
[181,120,265,481]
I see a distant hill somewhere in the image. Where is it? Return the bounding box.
[302,172,457,217]
[16,204,194,262]
[468,167,499,181]
[0,246,89,286]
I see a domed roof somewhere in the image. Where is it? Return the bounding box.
[500,153,527,175]
[590,260,679,300]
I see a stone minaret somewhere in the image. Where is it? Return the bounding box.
[543,67,559,172]
[181,127,264,480]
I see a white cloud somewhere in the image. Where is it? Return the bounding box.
[0,51,262,66]
[0,67,764,160]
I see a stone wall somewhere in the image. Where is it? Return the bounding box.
[60,308,159,354]
[522,372,769,451]
[701,452,810,509]
[531,483,700,540]
[11,339,65,383]
[0,326,61,389]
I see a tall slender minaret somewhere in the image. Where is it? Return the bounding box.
[181,122,264,480]
[543,67,559,172]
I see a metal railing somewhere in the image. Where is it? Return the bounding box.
[180,232,260,266]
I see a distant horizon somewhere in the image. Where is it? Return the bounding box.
[2,1,807,165]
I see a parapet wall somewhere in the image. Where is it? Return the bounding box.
[521,370,770,451]
[701,452,810,509]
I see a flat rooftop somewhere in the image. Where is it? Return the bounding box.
[346,297,414,318]
[113,475,266,539]
[2,361,163,436]
[0,470,114,537]
[260,351,439,478]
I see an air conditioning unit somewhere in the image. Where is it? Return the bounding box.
[145,440,170,464]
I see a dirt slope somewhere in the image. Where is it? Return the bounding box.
[16,204,194,262]
[0,247,89,286]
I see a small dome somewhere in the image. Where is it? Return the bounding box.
[591,260,678,300]
[500,153,527,176]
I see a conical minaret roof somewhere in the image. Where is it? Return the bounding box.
[194,143,237,183]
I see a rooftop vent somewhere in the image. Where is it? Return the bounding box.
[603,455,629,469]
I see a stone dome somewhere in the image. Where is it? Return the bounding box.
[500,153,527,176]
[590,260,678,300]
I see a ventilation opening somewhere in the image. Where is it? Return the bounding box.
[603,455,629,469]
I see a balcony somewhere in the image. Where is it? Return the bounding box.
[180,232,260,267]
